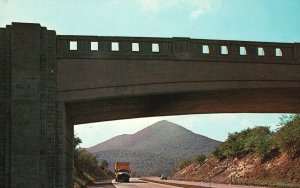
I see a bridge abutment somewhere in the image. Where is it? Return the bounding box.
[295,43,300,60]
[0,23,65,188]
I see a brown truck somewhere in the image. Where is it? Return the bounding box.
[114,162,131,182]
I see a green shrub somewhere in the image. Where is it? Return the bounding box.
[99,160,109,169]
[243,126,272,158]
[195,154,206,164]
[213,115,300,160]
[213,126,273,159]
[175,159,191,171]
[273,114,300,158]
[73,136,113,187]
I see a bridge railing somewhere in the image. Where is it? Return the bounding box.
[56,35,299,63]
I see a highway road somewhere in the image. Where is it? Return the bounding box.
[144,177,268,188]
[88,178,179,188]
[88,177,268,188]
[113,178,177,188]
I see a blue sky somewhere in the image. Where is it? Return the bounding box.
[1,0,300,42]
[1,0,299,148]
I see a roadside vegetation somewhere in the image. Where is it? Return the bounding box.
[73,136,114,188]
[173,114,300,188]
[175,154,207,171]
[213,114,300,160]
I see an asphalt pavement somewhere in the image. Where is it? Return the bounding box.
[88,177,269,188]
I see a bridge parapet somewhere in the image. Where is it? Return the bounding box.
[57,35,298,64]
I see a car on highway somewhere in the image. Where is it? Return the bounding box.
[160,175,167,180]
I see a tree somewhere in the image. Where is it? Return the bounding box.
[212,147,227,160]
[175,159,191,171]
[278,114,297,126]
[213,126,273,159]
[99,159,109,169]
[195,154,206,164]
[75,149,98,171]
[213,115,300,160]
[74,135,82,149]
[243,126,272,158]
[273,114,300,158]
[213,129,251,159]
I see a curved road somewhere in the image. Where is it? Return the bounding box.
[88,177,268,188]
[113,178,176,188]
[88,178,176,188]
[144,177,267,188]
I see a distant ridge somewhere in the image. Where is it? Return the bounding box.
[88,120,221,176]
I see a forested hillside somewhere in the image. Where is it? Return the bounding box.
[74,137,114,188]
[88,120,221,176]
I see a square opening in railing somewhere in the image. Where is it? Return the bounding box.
[70,41,77,51]
[276,48,283,56]
[258,47,265,56]
[111,42,119,51]
[221,46,228,55]
[202,45,209,54]
[91,42,98,51]
[152,43,159,53]
[240,47,247,56]
[132,43,139,52]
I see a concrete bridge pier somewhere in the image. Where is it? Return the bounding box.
[0,23,67,188]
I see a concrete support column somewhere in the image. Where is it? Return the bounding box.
[294,43,300,62]
[0,25,11,188]
[0,23,57,188]
[56,102,74,188]
[10,22,41,188]
[55,102,66,188]
[55,101,73,188]
[0,28,5,188]
[64,118,74,188]
[0,24,12,188]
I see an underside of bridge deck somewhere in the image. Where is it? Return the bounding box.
[66,88,300,125]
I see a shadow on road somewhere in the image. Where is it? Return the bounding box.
[88,181,115,187]
[114,180,148,184]
[89,179,148,187]
[140,178,209,188]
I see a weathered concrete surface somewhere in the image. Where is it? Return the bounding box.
[0,23,57,188]
[66,88,300,125]
[57,59,300,100]
[10,22,42,188]
[0,26,10,188]
[1,22,300,188]
[57,58,300,124]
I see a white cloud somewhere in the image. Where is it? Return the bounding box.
[0,0,9,3]
[190,9,203,19]
[187,0,213,19]
[134,0,161,12]
[134,0,217,19]
[240,119,251,127]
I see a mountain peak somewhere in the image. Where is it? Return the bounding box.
[156,120,171,123]
[134,120,193,137]
[88,120,221,176]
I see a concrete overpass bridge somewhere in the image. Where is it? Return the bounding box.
[0,22,300,188]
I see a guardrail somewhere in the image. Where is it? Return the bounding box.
[56,35,299,63]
